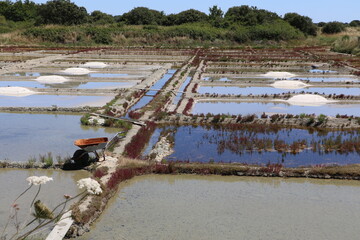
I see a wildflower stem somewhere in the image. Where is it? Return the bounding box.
[0,184,33,238]
[30,185,41,207]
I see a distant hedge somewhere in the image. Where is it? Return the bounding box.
[22,21,303,45]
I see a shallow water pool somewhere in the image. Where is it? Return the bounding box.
[0,168,89,238]
[193,101,360,117]
[0,113,119,162]
[198,86,360,96]
[0,94,114,107]
[0,81,138,89]
[80,174,360,240]
[154,125,360,167]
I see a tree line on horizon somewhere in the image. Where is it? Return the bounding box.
[0,0,359,47]
[1,0,359,34]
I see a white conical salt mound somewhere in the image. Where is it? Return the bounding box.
[0,87,36,97]
[261,71,296,79]
[62,68,91,75]
[82,62,107,68]
[287,94,335,106]
[35,75,69,84]
[271,80,309,90]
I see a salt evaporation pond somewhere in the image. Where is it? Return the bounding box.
[0,94,114,107]
[309,69,338,73]
[193,102,360,117]
[198,86,360,96]
[3,72,42,77]
[3,72,142,79]
[126,69,176,114]
[0,113,119,162]
[291,77,360,82]
[202,76,360,83]
[150,126,360,167]
[80,174,360,240]
[203,76,269,82]
[0,168,89,237]
[0,81,138,89]
[172,76,192,105]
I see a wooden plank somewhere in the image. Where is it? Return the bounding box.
[45,211,73,240]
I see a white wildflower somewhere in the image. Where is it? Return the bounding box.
[77,178,102,195]
[26,176,53,185]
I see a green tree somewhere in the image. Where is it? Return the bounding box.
[349,20,360,27]
[225,5,279,26]
[37,0,88,25]
[121,7,165,25]
[1,0,38,22]
[209,5,223,20]
[90,10,115,24]
[322,21,346,34]
[174,9,208,25]
[0,1,11,19]
[284,13,317,36]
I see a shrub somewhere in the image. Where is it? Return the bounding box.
[85,27,113,44]
[80,113,91,125]
[322,21,345,34]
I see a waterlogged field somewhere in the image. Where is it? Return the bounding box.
[79,175,360,240]
[193,102,360,117]
[148,125,360,167]
[0,113,119,162]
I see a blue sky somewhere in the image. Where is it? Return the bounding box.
[31,0,359,23]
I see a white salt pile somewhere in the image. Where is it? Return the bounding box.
[0,87,37,97]
[271,80,309,90]
[62,68,91,75]
[35,75,69,84]
[287,94,335,106]
[82,62,108,68]
[261,71,296,79]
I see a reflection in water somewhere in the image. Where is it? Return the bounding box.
[193,101,360,117]
[198,86,360,96]
[80,174,360,240]
[163,125,360,167]
[0,113,119,161]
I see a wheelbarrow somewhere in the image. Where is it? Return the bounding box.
[64,132,125,169]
